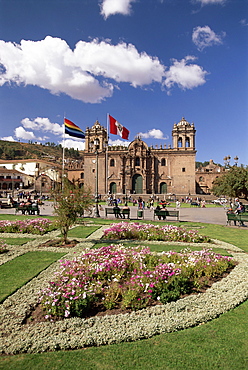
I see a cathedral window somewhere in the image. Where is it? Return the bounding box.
[182,167,186,172]
[161,158,166,166]
[110,159,115,167]
[135,157,140,166]
[80,172,84,179]
[178,138,182,148]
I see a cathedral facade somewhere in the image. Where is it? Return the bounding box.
[67,117,197,196]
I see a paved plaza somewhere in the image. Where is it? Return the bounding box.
[0,200,229,226]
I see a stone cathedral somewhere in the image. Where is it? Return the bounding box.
[67,117,197,196]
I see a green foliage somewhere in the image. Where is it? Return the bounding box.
[0,139,82,161]
[2,300,248,370]
[212,166,248,199]
[52,180,93,243]
[0,251,66,303]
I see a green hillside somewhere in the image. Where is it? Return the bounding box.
[0,140,83,161]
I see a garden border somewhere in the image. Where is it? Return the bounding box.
[0,226,248,354]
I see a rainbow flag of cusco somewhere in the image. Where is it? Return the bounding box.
[64,118,85,139]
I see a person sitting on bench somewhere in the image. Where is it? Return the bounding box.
[113,205,122,218]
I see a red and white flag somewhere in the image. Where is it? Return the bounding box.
[109,115,129,140]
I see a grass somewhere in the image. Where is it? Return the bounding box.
[1,237,35,245]
[1,300,247,370]
[99,219,248,252]
[93,241,233,256]
[0,218,247,369]
[0,214,55,221]
[0,251,66,303]
[63,225,100,238]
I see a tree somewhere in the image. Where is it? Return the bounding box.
[52,180,94,244]
[212,166,248,200]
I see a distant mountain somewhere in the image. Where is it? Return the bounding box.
[0,140,83,162]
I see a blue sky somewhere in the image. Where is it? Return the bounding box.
[0,0,247,166]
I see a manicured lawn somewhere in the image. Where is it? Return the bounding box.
[176,222,248,253]
[0,219,247,369]
[1,300,247,369]
[93,241,233,256]
[1,237,35,245]
[63,225,101,238]
[0,214,55,221]
[109,220,248,253]
[0,251,66,303]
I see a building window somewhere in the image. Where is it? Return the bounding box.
[199,176,204,182]
[161,158,166,166]
[186,137,190,147]
[178,138,182,148]
[80,172,84,179]
[182,167,186,172]
[110,159,115,167]
[135,157,140,166]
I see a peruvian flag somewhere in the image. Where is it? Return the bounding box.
[109,115,129,140]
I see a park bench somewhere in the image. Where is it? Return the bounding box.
[105,207,129,218]
[122,209,130,219]
[0,202,12,209]
[154,210,179,221]
[167,210,180,221]
[15,203,40,215]
[226,212,248,226]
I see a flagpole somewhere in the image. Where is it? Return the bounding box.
[106,113,109,196]
[62,115,65,190]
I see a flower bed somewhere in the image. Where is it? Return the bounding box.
[40,244,234,320]
[0,218,57,235]
[103,222,211,243]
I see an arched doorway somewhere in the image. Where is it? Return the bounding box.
[109,182,116,194]
[132,174,143,194]
[160,182,167,194]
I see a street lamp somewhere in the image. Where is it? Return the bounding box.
[234,156,239,166]
[223,155,231,168]
[94,141,100,218]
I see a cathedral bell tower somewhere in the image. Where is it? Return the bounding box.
[84,120,108,195]
[172,117,196,150]
[85,120,108,153]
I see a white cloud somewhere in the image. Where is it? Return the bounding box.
[164,56,207,90]
[0,36,164,103]
[0,36,208,102]
[138,129,168,140]
[14,126,38,141]
[61,139,85,150]
[194,0,227,5]
[192,26,225,51]
[12,117,64,142]
[0,136,16,142]
[71,39,164,87]
[100,0,136,19]
[21,117,63,135]
[108,139,130,147]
